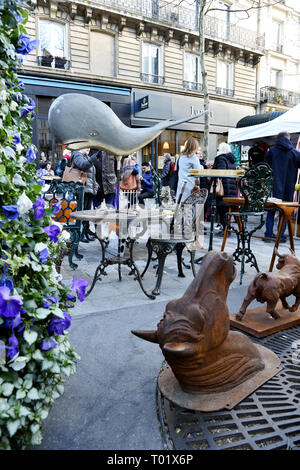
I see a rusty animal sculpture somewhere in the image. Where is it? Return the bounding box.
[237,249,300,322]
[132,251,264,394]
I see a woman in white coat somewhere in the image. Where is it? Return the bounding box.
[176,137,202,202]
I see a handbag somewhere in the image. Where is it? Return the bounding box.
[119,173,138,191]
[62,160,87,185]
[215,178,224,197]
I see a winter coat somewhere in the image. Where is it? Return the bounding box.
[265,137,300,201]
[160,160,171,187]
[141,171,154,194]
[72,150,99,195]
[212,152,237,204]
[93,151,117,195]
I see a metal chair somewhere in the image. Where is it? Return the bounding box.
[225,162,273,284]
[141,187,208,295]
[43,181,84,270]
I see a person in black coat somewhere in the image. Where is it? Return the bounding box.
[264,132,300,241]
[212,142,237,236]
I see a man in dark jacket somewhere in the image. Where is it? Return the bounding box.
[212,142,237,236]
[264,132,300,241]
[138,161,154,206]
[72,148,99,242]
[92,150,117,208]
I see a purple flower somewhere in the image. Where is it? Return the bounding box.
[67,293,76,302]
[72,278,89,302]
[6,333,19,360]
[2,205,19,220]
[39,248,49,264]
[1,313,22,330]
[52,201,61,214]
[12,134,21,148]
[21,97,36,118]
[44,224,61,243]
[26,145,36,163]
[41,337,58,351]
[47,312,72,336]
[43,295,58,307]
[0,286,23,318]
[32,196,45,219]
[16,34,39,55]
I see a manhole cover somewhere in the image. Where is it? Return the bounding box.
[157,325,300,450]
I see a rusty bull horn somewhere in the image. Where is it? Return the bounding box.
[48,93,208,155]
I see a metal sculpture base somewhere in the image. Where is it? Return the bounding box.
[231,303,300,338]
[158,344,281,412]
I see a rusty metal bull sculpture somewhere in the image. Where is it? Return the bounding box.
[237,249,300,322]
[132,251,264,394]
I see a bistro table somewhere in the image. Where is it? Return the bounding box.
[70,207,174,299]
[190,169,244,256]
[222,197,300,272]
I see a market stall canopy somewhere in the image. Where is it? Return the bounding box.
[228,103,300,145]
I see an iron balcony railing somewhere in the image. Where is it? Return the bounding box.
[260,86,300,107]
[140,72,164,85]
[216,87,234,97]
[183,80,203,92]
[92,0,265,52]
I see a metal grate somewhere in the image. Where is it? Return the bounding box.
[157,325,300,450]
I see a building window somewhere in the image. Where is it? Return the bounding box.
[141,42,164,85]
[272,20,283,53]
[90,31,115,77]
[183,52,202,91]
[270,68,283,88]
[216,59,234,96]
[38,20,69,69]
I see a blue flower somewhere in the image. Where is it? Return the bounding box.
[41,337,58,351]
[16,34,39,55]
[21,97,36,118]
[39,248,49,264]
[44,224,61,243]
[32,196,45,219]
[72,278,89,302]
[6,333,19,360]
[12,134,21,149]
[0,266,13,291]
[2,205,19,220]
[26,145,36,163]
[0,286,23,319]
[52,201,61,214]
[67,293,76,302]
[47,312,72,336]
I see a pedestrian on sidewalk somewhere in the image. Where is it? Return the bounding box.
[72,148,99,243]
[92,150,117,208]
[175,137,202,202]
[264,132,300,242]
[212,142,237,237]
[138,161,155,206]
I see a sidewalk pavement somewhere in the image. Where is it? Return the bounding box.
[33,221,300,450]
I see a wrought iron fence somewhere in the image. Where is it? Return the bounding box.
[92,0,265,52]
[140,72,164,85]
[216,87,234,97]
[183,80,203,92]
[260,86,300,107]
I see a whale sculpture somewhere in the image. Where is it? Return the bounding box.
[132,251,265,394]
[48,93,207,155]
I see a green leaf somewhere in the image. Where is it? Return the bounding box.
[7,419,21,437]
[35,308,50,320]
[27,388,40,400]
[24,329,38,345]
[2,383,14,396]
[16,389,26,400]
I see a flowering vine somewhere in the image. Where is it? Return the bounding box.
[0,0,85,450]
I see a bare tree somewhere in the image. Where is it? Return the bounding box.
[161,0,287,159]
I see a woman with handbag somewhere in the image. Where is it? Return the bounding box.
[175,137,202,202]
[120,153,140,206]
[72,148,99,243]
[212,142,237,237]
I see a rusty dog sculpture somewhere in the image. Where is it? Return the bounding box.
[237,249,300,322]
[132,251,264,394]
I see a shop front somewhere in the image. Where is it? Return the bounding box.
[131,88,256,169]
[19,74,131,167]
